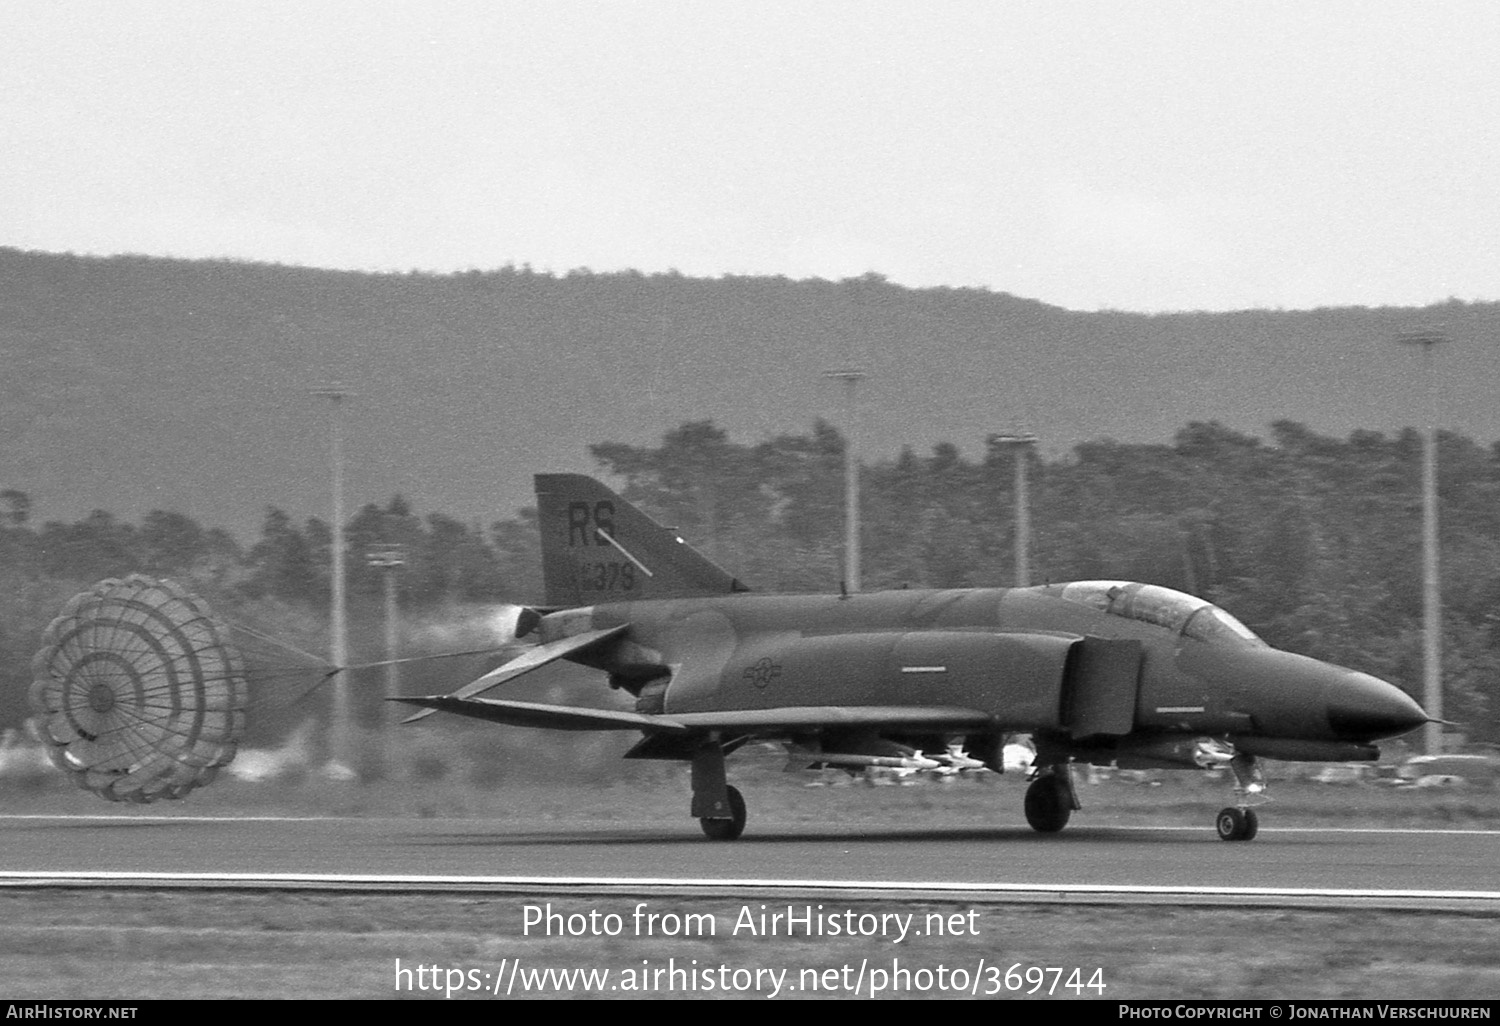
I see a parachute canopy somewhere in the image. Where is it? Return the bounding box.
[30,575,249,803]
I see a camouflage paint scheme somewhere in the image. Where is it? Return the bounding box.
[397,474,1428,841]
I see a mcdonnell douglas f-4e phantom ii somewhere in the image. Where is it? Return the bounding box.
[395,474,1430,842]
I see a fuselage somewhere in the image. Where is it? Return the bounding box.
[540,580,1426,750]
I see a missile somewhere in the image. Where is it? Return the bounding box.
[786,747,941,772]
[942,743,986,771]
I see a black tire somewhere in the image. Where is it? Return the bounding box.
[1216,806,1256,841]
[699,784,747,841]
[1024,776,1071,833]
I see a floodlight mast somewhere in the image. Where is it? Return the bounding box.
[990,431,1040,587]
[366,545,406,709]
[310,383,353,774]
[823,368,867,593]
[1396,329,1448,755]
[366,543,406,777]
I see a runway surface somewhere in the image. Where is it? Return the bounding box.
[4,813,1498,907]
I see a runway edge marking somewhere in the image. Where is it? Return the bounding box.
[2,871,1498,911]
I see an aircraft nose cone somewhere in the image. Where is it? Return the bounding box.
[1326,672,1428,741]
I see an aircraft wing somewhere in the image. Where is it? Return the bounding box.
[665,706,994,731]
[390,695,992,733]
[399,624,630,723]
[392,695,689,731]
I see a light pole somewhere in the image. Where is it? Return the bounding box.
[366,545,406,708]
[367,544,406,778]
[823,368,866,593]
[989,431,1040,586]
[1396,329,1448,755]
[310,383,353,775]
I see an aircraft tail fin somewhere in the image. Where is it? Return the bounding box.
[534,473,750,606]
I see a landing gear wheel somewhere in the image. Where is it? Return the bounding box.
[1216,806,1258,841]
[699,784,746,841]
[1024,775,1072,833]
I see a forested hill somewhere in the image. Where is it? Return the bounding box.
[3,246,1497,541]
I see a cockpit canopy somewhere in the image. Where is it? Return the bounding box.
[1056,581,1265,646]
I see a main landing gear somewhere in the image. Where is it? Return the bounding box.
[1024,765,1080,833]
[700,785,747,841]
[691,741,747,841]
[1215,751,1267,842]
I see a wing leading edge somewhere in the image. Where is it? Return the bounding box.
[390,694,994,733]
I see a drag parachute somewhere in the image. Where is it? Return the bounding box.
[30,575,249,803]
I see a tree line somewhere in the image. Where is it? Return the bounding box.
[2,419,1495,742]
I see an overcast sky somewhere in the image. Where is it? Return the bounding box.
[3,1,1496,313]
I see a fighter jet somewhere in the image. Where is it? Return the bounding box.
[394,474,1429,842]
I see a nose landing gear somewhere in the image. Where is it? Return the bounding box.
[1215,805,1259,841]
[1216,751,1267,842]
